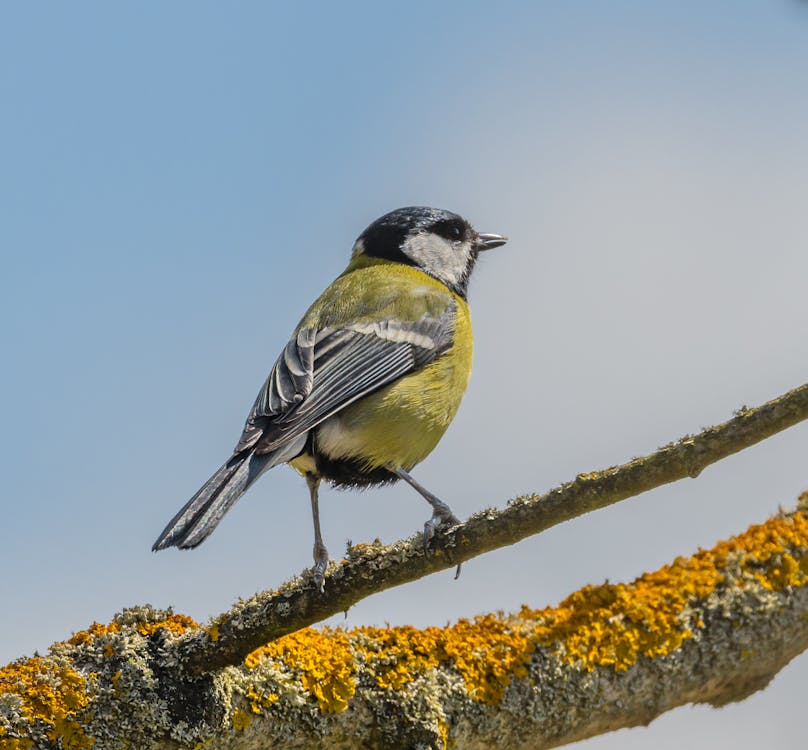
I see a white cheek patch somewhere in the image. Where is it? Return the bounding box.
[402,233,471,289]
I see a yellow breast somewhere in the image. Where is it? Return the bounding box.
[313,296,473,472]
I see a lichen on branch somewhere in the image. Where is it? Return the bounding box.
[3,501,808,749]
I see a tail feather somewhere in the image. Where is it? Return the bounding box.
[152,452,272,551]
[152,433,309,552]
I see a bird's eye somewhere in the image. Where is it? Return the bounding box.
[431,218,466,242]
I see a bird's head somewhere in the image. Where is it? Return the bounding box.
[352,206,507,298]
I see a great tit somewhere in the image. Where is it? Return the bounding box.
[153,206,507,590]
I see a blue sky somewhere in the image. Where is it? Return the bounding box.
[3,3,808,747]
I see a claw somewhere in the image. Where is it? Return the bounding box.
[312,565,326,593]
[423,516,437,553]
[424,508,463,580]
[312,541,329,593]
[394,468,461,575]
[422,504,460,554]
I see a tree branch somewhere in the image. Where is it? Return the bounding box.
[3,502,808,749]
[173,381,808,674]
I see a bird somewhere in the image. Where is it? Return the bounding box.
[152,206,507,590]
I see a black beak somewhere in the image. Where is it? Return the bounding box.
[476,232,508,251]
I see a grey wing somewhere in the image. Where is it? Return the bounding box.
[233,300,457,455]
[234,327,317,452]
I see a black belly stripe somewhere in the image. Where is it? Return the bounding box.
[304,431,398,488]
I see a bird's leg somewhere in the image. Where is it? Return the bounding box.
[306,473,328,592]
[394,468,461,572]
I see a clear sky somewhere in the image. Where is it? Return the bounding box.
[3,2,808,747]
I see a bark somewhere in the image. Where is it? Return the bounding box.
[2,502,808,749]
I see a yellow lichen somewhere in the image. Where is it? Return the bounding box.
[69,621,121,646]
[245,684,278,714]
[0,610,201,747]
[355,624,443,691]
[246,628,356,713]
[0,657,93,749]
[134,613,198,638]
[442,614,534,703]
[520,510,808,672]
[355,616,534,703]
[437,718,450,750]
[231,709,253,731]
[110,670,122,697]
[0,737,35,750]
[69,613,198,647]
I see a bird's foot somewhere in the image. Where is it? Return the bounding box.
[312,541,329,593]
[392,468,462,577]
[424,504,463,578]
[423,500,461,554]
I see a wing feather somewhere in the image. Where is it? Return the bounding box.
[234,299,456,455]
